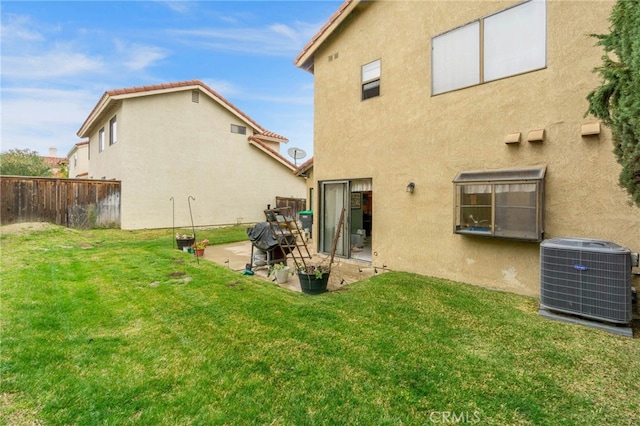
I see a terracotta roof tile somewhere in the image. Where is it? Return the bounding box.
[261,130,288,141]
[42,156,68,165]
[248,136,296,168]
[295,0,355,67]
[79,79,287,140]
[294,157,313,175]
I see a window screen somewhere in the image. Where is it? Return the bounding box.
[484,0,546,82]
[453,167,546,241]
[432,21,480,95]
[362,59,381,100]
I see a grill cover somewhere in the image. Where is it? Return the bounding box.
[246,222,295,252]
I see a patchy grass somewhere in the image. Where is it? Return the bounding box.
[1,225,639,425]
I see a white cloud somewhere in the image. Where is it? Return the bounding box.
[0,14,44,43]
[157,1,193,14]
[2,49,104,80]
[114,40,168,71]
[1,87,97,155]
[200,78,243,98]
[268,23,299,42]
[169,19,325,57]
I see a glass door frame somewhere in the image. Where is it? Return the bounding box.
[319,180,350,258]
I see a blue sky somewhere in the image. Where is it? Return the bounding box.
[1,1,342,162]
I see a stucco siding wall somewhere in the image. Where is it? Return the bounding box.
[312,0,640,295]
[86,90,304,229]
[68,144,89,178]
[113,90,304,229]
[87,103,124,180]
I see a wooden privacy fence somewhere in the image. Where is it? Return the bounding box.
[275,196,306,218]
[1,176,121,229]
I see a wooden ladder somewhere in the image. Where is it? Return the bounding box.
[264,207,312,270]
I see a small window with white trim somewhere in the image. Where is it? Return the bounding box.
[99,128,105,152]
[361,59,380,100]
[453,167,545,241]
[109,116,117,145]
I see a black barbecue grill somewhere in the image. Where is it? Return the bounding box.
[246,222,295,269]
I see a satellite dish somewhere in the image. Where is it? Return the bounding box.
[287,147,307,166]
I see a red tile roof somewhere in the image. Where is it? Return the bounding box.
[42,156,68,166]
[294,157,313,176]
[248,136,296,170]
[294,0,358,71]
[78,79,287,142]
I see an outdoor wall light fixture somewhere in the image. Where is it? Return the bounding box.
[406,182,415,193]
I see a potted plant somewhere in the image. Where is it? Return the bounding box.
[191,239,209,257]
[176,233,195,251]
[269,262,293,284]
[296,263,331,294]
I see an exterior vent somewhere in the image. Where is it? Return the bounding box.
[540,237,632,327]
[192,91,199,103]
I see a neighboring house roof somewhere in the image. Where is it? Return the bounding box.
[42,156,68,167]
[66,140,89,158]
[294,0,362,72]
[249,136,297,171]
[77,80,288,144]
[294,157,313,177]
[40,155,67,177]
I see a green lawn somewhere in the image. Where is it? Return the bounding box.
[1,225,639,425]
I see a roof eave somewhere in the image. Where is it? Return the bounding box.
[294,157,314,176]
[77,80,270,139]
[248,136,297,172]
[294,0,363,72]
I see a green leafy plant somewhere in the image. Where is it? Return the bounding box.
[586,0,640,207]
[268,262,293,277]
[191,239,209,249]
[296,263,329,278]
[0,148,53,176]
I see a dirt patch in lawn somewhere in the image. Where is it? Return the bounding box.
[0,222,62,236]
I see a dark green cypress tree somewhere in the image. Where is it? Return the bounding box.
[586,0,640,207]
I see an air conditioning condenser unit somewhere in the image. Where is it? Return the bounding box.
[539,237,633,336]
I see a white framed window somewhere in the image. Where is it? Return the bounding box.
[362,59,381,100]
[109,116,117,145]
[483,0,546,82]
[432,0,546,95]
[73,154,77,168]
[99,128,105,152]
[432,21,480,95]
[230,124,246,135]
[453,167,546,241]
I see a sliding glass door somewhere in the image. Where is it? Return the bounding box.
[321,181,349,257]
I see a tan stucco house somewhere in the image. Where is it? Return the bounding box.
[67,141,89,178]
[295,0,640,296]
[78,80,305,230]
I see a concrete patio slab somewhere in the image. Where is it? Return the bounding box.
[200,240,376,293]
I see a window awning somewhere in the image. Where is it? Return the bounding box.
[453,166,546,183]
